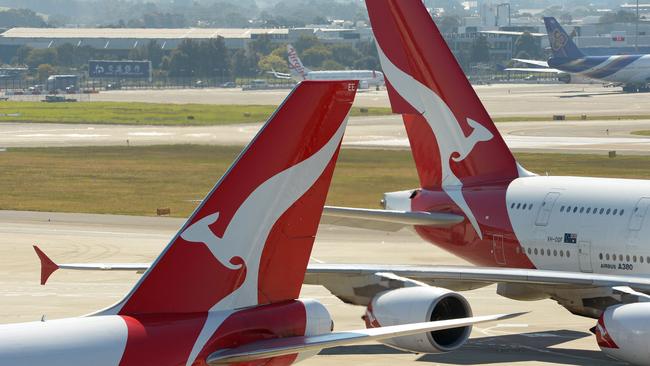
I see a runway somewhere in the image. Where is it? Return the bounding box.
[3,116,650,154]
[0,210,621,365]
[44,83,650,117]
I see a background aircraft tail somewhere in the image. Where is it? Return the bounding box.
[287,44,310,79]
[366,0,520,190]
[543,17,584,59]
[104,80,357,316]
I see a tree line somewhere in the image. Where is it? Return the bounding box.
[7,35,381,81]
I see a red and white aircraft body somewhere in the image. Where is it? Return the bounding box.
[0,80,514,365]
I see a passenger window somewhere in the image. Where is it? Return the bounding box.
[634,255,637,263]
[527,247,532,254]
[599,253,603,260]
[573,207,578,213]
[534,248,538,255]
[606,254,610,260]
[540,249,544,256]
[642,256,645,263]
[560,206,564,212]
[529,204,533,210]
[560,250,565,257]
[579,207,584,213]
[600,208,605,214]
[586,208,591,214]
[566,206,571,213]
[566,251,570,258]
[647,256,650,263]
[516,203,521,209]
[627,255,630,262]
[613,209,618,215]
[553,250,558,257]
[606,208,611,215]
[547,249,551,256]
[510,203,515,209]
[620,209,625,216]
[522,204,527,210]
[593,208,598,215]
[619,255,623,261]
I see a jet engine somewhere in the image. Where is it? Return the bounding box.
[363,287,473,353]
[593,303,650,365]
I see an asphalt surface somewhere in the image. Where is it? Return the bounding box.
[3,117,650,154]
[0,210,623,365]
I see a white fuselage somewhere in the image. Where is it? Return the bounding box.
[0,316,128,366]
[507,176,650,275]
[304,70,385,86]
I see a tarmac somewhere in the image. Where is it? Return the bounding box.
[3,117,650,154]
[0,210,623,365]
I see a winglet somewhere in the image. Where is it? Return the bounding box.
[33,245,59,285]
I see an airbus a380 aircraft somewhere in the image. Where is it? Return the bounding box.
[270,44,385,88]
[511,17,650,92]
[0,80,515,365]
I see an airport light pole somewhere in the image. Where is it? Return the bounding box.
[634,0,639,53]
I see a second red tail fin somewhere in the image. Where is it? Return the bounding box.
[366,0,520,190]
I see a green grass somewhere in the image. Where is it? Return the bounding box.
[631,130,650,136]
[0,101,392,126]
[1,146,650,217]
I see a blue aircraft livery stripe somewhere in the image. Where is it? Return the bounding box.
[549,56,608,73]
[583,55,643,79]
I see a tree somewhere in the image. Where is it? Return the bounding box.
[12,46,33,65]
[514,32,542,59]
[301,46,331,68]
[321,60,344,70]
[25,49,58,69]
[37,64,55,81]
[293,35,320,53]
[329,44,362,68]
[258,54,288,73]
[470,35,490,63]
[0,9,47,27]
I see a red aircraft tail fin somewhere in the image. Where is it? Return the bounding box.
[105,81,357,316]
[366,0,519,190]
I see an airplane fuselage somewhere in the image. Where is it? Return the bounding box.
[303,70,385,87]
[404,175,650,277]
[549,55,650,85]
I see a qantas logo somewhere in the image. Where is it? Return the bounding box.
[376,46,492,238]
[182,119,348,365]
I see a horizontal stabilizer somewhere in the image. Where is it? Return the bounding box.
[512,58,550,68]
[321,206,464,231]
[504,68,562,74]
[206,313,523,364]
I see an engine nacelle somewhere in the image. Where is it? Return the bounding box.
[300,298,333,336]
[364,287,472,353]
[593,303,650,365]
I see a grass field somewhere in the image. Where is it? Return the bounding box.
[2,145,650,217]
[631,130,650,136]
[0,101,392,126]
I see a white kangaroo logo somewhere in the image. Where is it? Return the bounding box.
[182,120,348,366]
[377,45,493,238]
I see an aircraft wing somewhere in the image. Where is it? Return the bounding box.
[512,58,550,67]
[206,313,522,364]
[504,67,562,74]
[321,206,464,231]
[266,69,292,79]
[303,263,650,309]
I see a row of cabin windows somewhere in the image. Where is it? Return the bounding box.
[559,205,625,216]
[527,247,570,258]
[599,252,648,263]
[510,202,534,210]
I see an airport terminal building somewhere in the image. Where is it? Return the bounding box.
[0,26,372,62]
